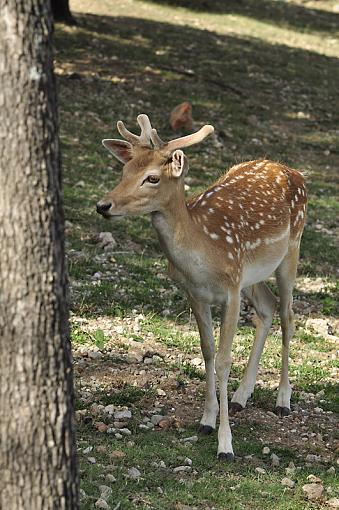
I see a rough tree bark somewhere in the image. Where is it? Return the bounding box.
[0,1,79,509]
[51,0,76,25]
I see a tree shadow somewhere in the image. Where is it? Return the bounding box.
[142,0,339,34]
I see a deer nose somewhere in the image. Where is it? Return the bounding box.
[96,201,112,215]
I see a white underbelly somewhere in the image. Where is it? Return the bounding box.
[240,252,286,288]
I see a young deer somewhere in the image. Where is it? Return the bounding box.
[97,114,307,460]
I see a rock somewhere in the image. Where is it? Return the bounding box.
[190,357,203,367]
[262,446,270,455]
[327,466,336,474]
[127,467,141,480]
[285,462,296,476]
[184,457,193,466]
[95,422,108,433]
[255,467,266,475]
[110,450,125,460]
[156,388,166,396]
[83,446,93,454]
[271,453,280,467]
[95,499,110,509]
[306,454,321,463]
[302,483,324,500]
[119,428,132,436]
[113,421,128,429]
[151,414,165,426]
[307,474,322,483]
[173,465,192,473]
[114,409,131,420]
[104,405,115,415]
[105,474,117,483]
[87,457,96,464]
[281,478,295,488]
[79,488,87,501]
[327,498,339,509]
[179,435,198,444]
[99,485,112,500]
[115,433,123,439]
[98,232,117,250]
[159,460,166,468]
[139,424,149,430]
[267,411,278,419]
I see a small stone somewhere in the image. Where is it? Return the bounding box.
[190,357,203,366]
[79,488,87,501]
[159,460,166,468]
[115,433,123,439]
[262,446,270,455]
[143,357,153,364]
[184,457,192,466]
[110,450,125,460]
[307,474,322,483]
[271,453,280,467]
[95,422,108,433]
[114,409,132,420]
[327,498,339,509]
[88,350,102,359]
[113,421,128,429]
[281,478,295,488]
[173,465,192,473]
[314,407,323,413]
[327,466,335,474]
[99,485,112,500]
[119,428,132,436]
[302,483,324,500]
[105,474,117,483]
[151,414,165,426]
[306,454,321,463]
[127,467,141,480]
[179,435,198,444]
[104,405,115,415]
[158,418,171,429]
[83,446,93,454]
[95,499,110,509]
[156,388,166,396]
[98,232,116,249]
[87,457,96,464]
[255,467,266,475]
[139,424,149,430]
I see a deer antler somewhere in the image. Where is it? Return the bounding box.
[117,114,214,151]
[117,114,153,147]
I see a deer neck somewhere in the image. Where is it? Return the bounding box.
[151,186,195,269]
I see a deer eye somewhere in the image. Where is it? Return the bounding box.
[144,175,160,185]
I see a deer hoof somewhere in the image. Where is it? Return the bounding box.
[218,452,235,462]
[275,406,290,417]
[229,402,244,415]
[198,424,214,435]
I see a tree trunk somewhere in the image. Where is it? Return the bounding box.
[51,0,76,25]
[0,1,79,509]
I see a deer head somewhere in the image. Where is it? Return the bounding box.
[96,114,214,218]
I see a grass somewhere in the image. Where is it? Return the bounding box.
[56,0,338,508]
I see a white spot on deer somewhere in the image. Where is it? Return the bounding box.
[210,232,219,240]
[228,252,234,260]
[226,235,233,244]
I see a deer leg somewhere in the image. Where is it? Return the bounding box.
[230,283,277,413]
[189,298,219,434]
[215,289,240,461]
[275,247,299,416]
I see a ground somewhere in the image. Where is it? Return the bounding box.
[55,1,338,508]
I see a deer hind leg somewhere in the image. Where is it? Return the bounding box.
[189,298,219,434]
[275,246,299,416]
[230,282,277,414]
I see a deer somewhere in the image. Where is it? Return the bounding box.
[96,114,307,460]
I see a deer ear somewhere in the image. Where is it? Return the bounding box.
[102,139,133,164]
[170,149,189,178]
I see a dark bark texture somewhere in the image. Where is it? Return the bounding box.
[0,1,79,508]
[51,0,76,25]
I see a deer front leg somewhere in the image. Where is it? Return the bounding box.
[215,289,240,461]
[189,297,219,434]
